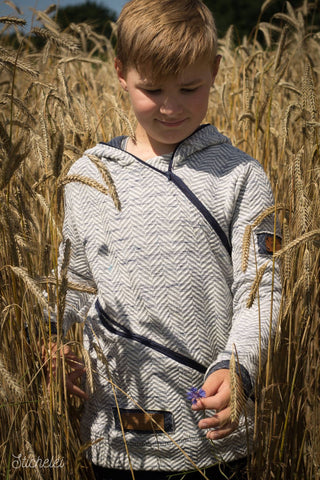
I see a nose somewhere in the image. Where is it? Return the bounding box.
[159,95,183,116]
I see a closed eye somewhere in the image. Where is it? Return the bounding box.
[181,87,198,94]
[142,88,162,95]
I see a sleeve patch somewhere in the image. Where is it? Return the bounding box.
[257,233,281,255]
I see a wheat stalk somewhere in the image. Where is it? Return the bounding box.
[2,0,23,15]
[1,4,319,477]
[92,341,210,480]
[273,26,289,72]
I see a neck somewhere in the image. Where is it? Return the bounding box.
[126,126,175,161]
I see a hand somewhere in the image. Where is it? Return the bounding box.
[42,342,89,400]
[191,369,239,440]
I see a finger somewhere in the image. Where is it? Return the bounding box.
[46,353,82,373]
[192,390,229,412]
[49,344,75,358]
[67,368,86,383]
[206,422,237,440]
[66,380,89,400]
[46,367,86,391]
[45,353,85,378]
[64,355,85,370]
[198,406,232,430]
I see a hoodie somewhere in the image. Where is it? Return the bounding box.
[60,124,281,471]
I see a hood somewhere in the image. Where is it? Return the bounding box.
[84,124,231,169]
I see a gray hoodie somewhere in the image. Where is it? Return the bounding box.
[60,124,281,471]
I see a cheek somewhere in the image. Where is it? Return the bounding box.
[130,93,157,119]
[190,91,210,117]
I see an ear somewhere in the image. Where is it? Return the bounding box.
[211,55,221,85]
[114,58,128,91]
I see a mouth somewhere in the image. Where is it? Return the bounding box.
[158,119,186,127]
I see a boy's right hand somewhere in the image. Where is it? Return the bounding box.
[191,369,240,440]
[41,342,89,400]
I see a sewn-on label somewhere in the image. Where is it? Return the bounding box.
[257,233,281,255]
[113,408,174,433]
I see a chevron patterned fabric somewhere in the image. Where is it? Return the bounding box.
[60,124,281,470]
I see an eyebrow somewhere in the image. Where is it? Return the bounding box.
[138,78,204,87]
[178,79,203,86]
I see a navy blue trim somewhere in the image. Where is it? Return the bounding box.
[99,127,231,255]
[95,299,207,374]
[104,135,126,149]
[24,320,58,344]
[206,360,253,399]
[167,124,210,173]
[166,171,231,255]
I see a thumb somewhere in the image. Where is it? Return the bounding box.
[192,369,231,411]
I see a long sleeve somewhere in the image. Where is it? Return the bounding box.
[58,181,97,333]
[207,160,281,393]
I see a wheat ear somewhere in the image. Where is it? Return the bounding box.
[251,204,287,229]
[82,348,94,396]
[273,229,320,258]
[246,262,269,308]
[229,347,246,424]
[242,225,252,272]
[87,154,121,211]
[38,275,97,294]
[0,355,24,398]
[59,174,111,197]
[57,238,71,326]
[282,218,292,279]
[21,413,44,480]
[7,266,52,312]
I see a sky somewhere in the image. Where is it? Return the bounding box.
[1,0,127,30]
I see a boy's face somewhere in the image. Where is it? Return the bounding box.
[116,57,220,157]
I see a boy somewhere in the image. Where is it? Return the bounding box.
[56,0,281,478]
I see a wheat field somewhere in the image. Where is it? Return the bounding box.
[0,1,319,479]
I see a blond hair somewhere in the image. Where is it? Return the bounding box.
[116,0,218,79]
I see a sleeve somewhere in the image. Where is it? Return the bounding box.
[57,181,97,334]
[206,161,282,396]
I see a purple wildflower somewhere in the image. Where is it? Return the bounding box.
[187,387,206,405]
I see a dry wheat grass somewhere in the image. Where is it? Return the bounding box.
[0,2,319,479]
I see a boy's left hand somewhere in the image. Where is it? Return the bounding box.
[191,369,238,440]
[41,342,89,400]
